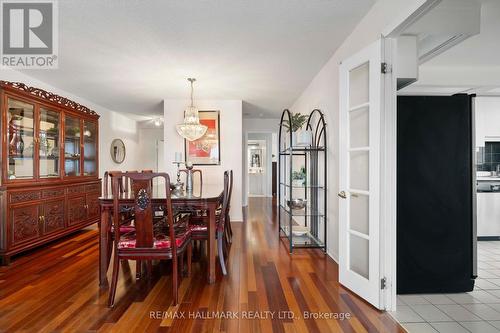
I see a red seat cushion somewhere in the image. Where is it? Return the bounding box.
[111,225,135,233]
[118,229,190,249]
[190,224,207,232]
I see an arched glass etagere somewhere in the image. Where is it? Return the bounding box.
[278,109,327,253]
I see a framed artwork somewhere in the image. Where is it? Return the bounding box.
[185,110,220,165]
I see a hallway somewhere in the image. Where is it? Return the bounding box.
[0,198,404,332]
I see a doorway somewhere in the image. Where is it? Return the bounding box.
[246,132,277,200]
[387,1,500,330]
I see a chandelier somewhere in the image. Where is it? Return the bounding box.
[176,78,208,141]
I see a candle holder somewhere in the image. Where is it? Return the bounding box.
[172,161,184,193]
[185,163,194,194]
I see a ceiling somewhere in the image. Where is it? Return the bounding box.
[19,0,375,118]
[399,0,500,96]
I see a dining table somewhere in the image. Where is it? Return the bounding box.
[98,183,224,286]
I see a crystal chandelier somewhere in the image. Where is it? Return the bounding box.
[176,78,208,141]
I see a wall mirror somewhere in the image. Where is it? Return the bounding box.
[110,139,126,164]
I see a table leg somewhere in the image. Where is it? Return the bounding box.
[99,207,110,287]
[208,202,216,284]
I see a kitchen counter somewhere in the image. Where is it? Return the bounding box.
[478,176,500,181]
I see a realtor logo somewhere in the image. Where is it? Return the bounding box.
[1,0,58,68]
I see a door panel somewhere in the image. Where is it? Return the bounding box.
[7,98,35,180]
[83,121,97,176]
[39,108,61,178]
[10,204,40,246]
[64,116,81,177]
[397,95,474,293]
[67,196,86,225]
[86,193,100,220]
[42,200,65,234]
[339,39,382,308]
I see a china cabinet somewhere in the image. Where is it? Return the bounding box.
[278,109,327,253]
[0,81,100,264]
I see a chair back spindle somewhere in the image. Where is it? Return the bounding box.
[218,171,232,232]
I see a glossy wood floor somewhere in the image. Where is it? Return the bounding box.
[0,198,405,333]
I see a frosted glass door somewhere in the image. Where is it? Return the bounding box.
[339,39,382,309]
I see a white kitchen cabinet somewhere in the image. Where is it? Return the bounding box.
[477,192,500,238]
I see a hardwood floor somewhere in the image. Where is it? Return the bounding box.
[0,197,405,333]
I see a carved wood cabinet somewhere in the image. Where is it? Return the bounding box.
[0,81,101,264]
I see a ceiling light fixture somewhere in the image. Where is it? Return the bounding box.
[176,78,207,141]
[154,118,163,127]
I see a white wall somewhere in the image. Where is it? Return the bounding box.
[290,0,429,261]
[475,97,500,147]
[242,118,280,205]
[137,123,164,172]
[163,99,243,221]
[0,69,141,185]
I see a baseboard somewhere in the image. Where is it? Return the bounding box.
[326,250,339,264]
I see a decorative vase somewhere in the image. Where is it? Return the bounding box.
[292,130,312,147]
[8,120,24,155]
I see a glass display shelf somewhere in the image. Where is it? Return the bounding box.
[279,182,324,189]
[280,227,325,247]
[279,146,326,154]
[280,206,325,217]
[278,109,327,252]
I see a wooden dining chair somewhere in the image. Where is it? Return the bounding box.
[178,168,207,218]
[225,170,234,244]
[107,171,192,307]
[189,170,232,275]
[122,170,138,194]
[179,168,203,191]
[104,170,124,196]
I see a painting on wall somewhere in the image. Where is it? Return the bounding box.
[185,110,220,165]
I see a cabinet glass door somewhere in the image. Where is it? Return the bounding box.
[64,116,81,176]
[83,121,97,176]
[7,98,35,180]
[39,108,60,178]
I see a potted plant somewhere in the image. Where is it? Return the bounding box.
[292,166,306,187]
[283,113,311,147]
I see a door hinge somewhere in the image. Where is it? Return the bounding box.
[381,277,387,290]
[381,62,392,74]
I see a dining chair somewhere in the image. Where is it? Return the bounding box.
[179,168,207,219]
[225,170,234,244]
[189,170,232,275]
[179,168,203,187]
[104,169,161,276]
[107,171,192,307]
[123,170,138,194]
[103,170,124,196]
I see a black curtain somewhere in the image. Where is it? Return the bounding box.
[397,95,475,294]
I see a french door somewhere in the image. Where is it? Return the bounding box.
[339,39,384,309]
